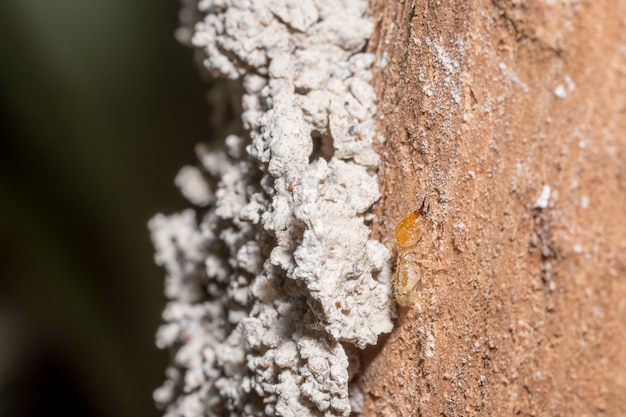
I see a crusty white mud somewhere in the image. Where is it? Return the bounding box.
[149,1,393,416]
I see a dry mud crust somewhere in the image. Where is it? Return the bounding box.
[360,0,626,416]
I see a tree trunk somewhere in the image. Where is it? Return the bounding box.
[360,1,626,415]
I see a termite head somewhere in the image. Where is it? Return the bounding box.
[394,198,429,249]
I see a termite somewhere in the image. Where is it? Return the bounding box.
[391,198,441,307]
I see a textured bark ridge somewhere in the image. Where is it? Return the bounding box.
[360,0,626,415]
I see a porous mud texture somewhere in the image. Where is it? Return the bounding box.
[360,1,626,415]
[151,2,394,416]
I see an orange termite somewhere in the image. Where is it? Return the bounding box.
[392,199,430,306]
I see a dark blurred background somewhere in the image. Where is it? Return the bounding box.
[0,1,214,416]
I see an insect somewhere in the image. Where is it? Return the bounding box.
[391,198,442,307]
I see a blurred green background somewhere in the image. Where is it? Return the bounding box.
[0,1,215,416]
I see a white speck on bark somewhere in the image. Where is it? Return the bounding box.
[535,185,551,209]
[149,1,393,416]
[554,84,567,99]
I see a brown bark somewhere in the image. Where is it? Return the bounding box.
[360,1,626,415]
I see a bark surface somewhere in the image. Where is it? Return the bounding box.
[359,1,626,415]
